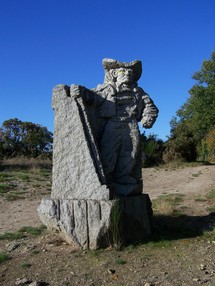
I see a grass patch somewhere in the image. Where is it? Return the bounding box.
[40,168,51,177]
[206,190,215,213]
[0,225,46,241]
[163,194,184,205]
[19,225,47,236]
[202,229,215,241]
[152,194,185,216]
[0,252,10,264]
[207,207,215,213]
[207,189,215,201]
[17,172,30,181]
[195,197,207,202]
[31,250,40,255]
[5,192,26,201]
[2,157,52,171]
[0,184,12,193]
[87,250,101,258]
[32,183,42,188]
[0,173,13,182]
[125,244,136,253]
[115,258,127,265]
[146,239,173,248]
[0,231,25,241]
[21,262,32,269]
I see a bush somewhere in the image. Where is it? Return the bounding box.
[205,127,215,162]
[140,134,164,167]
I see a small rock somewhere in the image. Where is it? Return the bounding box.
[192,278,201,282]
[144,283,154,286]
[28,282,49,286]
[108,269,116,274]
[200,264,207,271]
[29,282,40,286]
[15,277,31,285]
[7,241,21,252]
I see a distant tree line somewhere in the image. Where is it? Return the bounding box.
[163,50,215,163]
[0,118,53,159]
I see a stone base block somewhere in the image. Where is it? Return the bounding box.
[37,194,152,250]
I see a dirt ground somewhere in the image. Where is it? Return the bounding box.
[0,164,215,286]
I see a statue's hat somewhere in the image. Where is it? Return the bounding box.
[102,58,142,82]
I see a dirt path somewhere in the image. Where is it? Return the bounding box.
[143,164,215,199]
[0,199,41,234]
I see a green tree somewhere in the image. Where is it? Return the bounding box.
[163,119,197,162]
[165,51,215,162]
[205,126,215,162]
[0,118,53,158]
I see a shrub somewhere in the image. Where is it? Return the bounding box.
[205,127,215,162]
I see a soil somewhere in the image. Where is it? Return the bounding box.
[0,164,215,286]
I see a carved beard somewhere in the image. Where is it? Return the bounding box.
[116,83,135,93]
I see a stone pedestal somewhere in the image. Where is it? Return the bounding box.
[38,194,152,250]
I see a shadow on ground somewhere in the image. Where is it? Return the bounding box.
[150,212,215,241]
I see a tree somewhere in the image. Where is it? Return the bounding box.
[205,126,215,162]
[163,119,197,162]
[165,51,215,162]
[0,118,53,158]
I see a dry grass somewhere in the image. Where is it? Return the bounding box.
[153,200,175,215]
[152,194,185,216]
[158,160,209,170]
[2,157,52,171]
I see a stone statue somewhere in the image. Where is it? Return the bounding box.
[38,58,158,249]
[71,58,158,197]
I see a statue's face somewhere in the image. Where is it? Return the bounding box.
[114,68,133,84]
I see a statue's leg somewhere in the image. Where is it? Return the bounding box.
[113,120,142,196]
[99,120,121,186]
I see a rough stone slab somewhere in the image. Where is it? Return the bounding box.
[38,195,152,249]
[87,200,118,249]
[51,84,109,201]
[120,194,152,244]
[37,198,59,231]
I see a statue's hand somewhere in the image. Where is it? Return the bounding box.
[70,84,86,98]
[141,116,154,128]
[141,106,158,129]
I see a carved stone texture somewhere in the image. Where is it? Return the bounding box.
[38,195,152,250]
[51,84,109,201]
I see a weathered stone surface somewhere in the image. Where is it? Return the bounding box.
[38,198,117,249]
[38,195,152,249]
[120,194,152,243]
[37,198,59,231]
[51,84,109,201]
[38,58,158,249]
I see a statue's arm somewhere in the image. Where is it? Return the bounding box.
[70,84,95,104]
[70,84,107,106]
[138,88,159,129]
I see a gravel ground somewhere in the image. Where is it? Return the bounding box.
[0,164,215,286]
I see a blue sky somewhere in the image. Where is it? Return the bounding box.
[0,0,214,140]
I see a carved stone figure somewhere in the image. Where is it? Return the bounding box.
[71,58,158,197]
[38,58,158,249]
